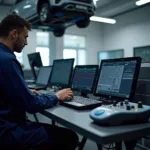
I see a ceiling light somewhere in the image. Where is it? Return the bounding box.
[90,16,116,24]
[136,0,150,6]
[93,0,99,6]
[23,5,31,9]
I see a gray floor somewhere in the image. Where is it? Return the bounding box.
[27,113,147,150]
[81,139,144,150]
[77,134,144,150]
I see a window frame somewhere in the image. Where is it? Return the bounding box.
[63,47,86,65]
[133,45,150,63]
[36,32,50,66]
[63,34,86,65]
[36,46,50,66]
[98,49,124,65]
[14,51,23,64]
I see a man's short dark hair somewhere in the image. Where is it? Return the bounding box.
[0,13,31,38]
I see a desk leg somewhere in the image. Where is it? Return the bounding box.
[52,120,55,127]
[115,142,122,150]
[96,144,103,150]
[33,114,39,122]
[124,138,140,150]
[78,136,87,150]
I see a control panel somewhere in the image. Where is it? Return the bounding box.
[89,100,150,126]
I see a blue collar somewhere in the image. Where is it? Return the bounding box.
[0,42,15,56]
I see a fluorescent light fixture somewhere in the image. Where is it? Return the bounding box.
[136,0,150,6]
[93,0,99,6]
[23,5,31,9]
[90,16,116,24]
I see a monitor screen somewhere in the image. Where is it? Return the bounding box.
[49,59,74,88]
[95,57,141,100]
[71,65,99,93]
[36,66,52,85]
[28,52,42,67]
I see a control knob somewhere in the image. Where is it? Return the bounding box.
[131,105,135,109]
[138,101,143,108]
[124,100,129,105]
[120,101,124,106]
[113,100,117,106]
[126,105,131,110]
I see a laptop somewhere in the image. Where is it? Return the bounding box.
[39,58,75,95]
[60,65,102,110]
[28,66,52,90]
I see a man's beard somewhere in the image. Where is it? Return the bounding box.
[13,39,22,53]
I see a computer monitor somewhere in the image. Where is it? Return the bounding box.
[28,52,43,80]
[36,66,52,85]
[49,58,74,88]
[71,65,99,97]
[94,57,142,101]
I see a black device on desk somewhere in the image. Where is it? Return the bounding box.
[28,66,52,90]
[28,52,43,80]
[49,58,74,89]
[60,65,102,110]
[94,57,142,104]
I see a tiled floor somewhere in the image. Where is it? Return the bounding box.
[77,134,145,150]
[82,139,145,150]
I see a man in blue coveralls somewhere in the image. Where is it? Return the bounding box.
[0,13,78,149]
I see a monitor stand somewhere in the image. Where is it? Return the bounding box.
[80,92,89,98]
[99,97,113,105]
[99,96,121,105]
[31,62,37,81]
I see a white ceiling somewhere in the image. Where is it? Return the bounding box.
[0,0,16,6]
[95,0,139,17]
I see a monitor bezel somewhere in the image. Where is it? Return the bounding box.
[49,58,74,88]
[94,57,142,100]
[36,65,52,85]
[28,52,43,67]
[71,65,99,94]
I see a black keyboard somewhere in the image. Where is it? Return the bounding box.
[73,96,100,105]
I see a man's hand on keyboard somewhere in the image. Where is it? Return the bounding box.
[56,88,73,101]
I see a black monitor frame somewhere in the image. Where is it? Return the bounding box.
[36,65,52,86]
[94,57,142,101]
[28,52,43,80]
[71,65,99,97]
[49,58,74,89]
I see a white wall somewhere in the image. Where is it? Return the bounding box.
[22,22,103,68]
[23,21,103,68]
[23,30,37,69]
[0,6,10,20]
[103,5,150,57]
[55,21,104,65]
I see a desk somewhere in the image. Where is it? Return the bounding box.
[40,105,150,150]
[25,79,35,84]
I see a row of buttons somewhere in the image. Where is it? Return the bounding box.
[94,107,140,116]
